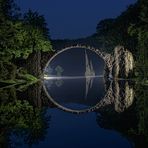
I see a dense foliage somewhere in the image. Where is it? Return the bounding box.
[0,0,52,81]
[95,0,148,79]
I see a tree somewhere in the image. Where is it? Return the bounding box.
[96,2,140,52]
[0,0,20,20]
[0,0,52,81]
[128,0,148,79]
[23,10,50,39]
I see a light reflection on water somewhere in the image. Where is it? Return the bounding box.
[43,77,106,110]
[0,79,140,148]
[1,47,146,148]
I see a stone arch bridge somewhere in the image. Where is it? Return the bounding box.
[26,44,134,79]
[24,43,135,114]
[43,45,113,74]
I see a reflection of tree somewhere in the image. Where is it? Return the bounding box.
[96,83,148,148]
[135,85,148,146]
[0,87,50,147]
[10,108,50,147]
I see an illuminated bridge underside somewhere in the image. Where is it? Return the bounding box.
[58,45,114,72]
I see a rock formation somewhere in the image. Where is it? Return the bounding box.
[112,46,134,79]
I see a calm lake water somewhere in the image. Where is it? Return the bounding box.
[0,48,148,148]
[0,78,148,148]
[44,77,106,111]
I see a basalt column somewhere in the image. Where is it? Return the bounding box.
[112,46,134,79]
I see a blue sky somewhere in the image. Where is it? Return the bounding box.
[16,0,137,39]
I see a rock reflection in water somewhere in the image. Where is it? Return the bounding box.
[95,80,134,113]
[1,80,147,148]
[43,79,135,114]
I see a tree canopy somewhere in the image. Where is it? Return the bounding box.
[0,0,52,80]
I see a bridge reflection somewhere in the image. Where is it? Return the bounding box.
[16,79,134,114]
[42,47,134,113]
[42,79,134,114]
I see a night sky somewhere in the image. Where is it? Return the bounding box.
[16,0,137,39]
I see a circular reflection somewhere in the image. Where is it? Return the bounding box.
[43,47,106,113]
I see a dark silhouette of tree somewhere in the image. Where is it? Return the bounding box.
[0,0,20,20]
[128,0,148,79]
[0,87,50,148]
[24,9,50,39]
[96,84,148,148]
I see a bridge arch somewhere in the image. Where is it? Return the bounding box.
[41,45,134,114]
[42,45,114,114]
[43,81,112,114]
[42,45,114,78]
[43,79,134,114]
